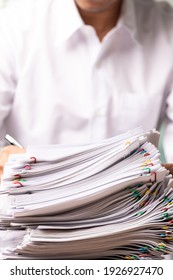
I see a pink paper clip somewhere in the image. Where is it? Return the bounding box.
[30,157,37,163]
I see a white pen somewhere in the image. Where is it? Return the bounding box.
[5,134,23,148]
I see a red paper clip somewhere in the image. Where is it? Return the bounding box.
[30,157,37,163]
[14,181,24,188]
[144,153,150,157]
[14,174,22,179]
[150,172,157,182]
[24,164,32,170]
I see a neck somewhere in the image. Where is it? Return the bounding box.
[77,0,122,41]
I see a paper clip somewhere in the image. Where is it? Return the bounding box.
[13,180,24,188]
[165,230,172,235]
[136,211,145,216]
[125,141,132,145]
[124,256,132,260]
[138,247,149,253]
[131,190,140,197]
[162,207,169,212]
[141,168,151,176]
[141,160,151,167]
[162,212,170,220]
[30,157,37,163]
[164,197,172,203]
[144,167,151,174]
[13,179,26,183]
[131,255,138,260]
[139,201,145,207]
[144,152,150,157]
[165,236,173,240]
[152,190,158,196]
[14,174,22,179]
[145,189,151,195]
[144,201,150,206]
[131,190,141,201]
[24,164,32,170]
[162,226,169,230]
[139,148,147,154]
[158,243,167,249]
[160,233,166,237]
[167,201,173,206]
[150,172,157,182]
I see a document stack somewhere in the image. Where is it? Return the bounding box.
[0,128,173,260]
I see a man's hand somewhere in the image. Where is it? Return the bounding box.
[0,145,25,179]
[162,163,173,176]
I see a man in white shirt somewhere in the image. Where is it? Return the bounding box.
[0,0,173,175]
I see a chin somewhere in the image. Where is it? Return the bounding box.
[75,0,119,13]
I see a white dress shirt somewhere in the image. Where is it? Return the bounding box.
[0,0,173,161]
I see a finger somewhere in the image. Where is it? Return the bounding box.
[162,163,173,176]
[0,149,10,182]
[0,146,25,178]
[0,148,10,167]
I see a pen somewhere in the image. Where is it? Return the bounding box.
[5,134,23,148]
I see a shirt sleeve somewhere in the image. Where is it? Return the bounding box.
[163,85,173,163]
[0,12,16,145]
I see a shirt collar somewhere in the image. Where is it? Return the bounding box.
[53,0,140,47]
[117,0,140,46]
[52,0,84,46]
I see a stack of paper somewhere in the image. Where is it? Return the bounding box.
[0,128,173,259]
